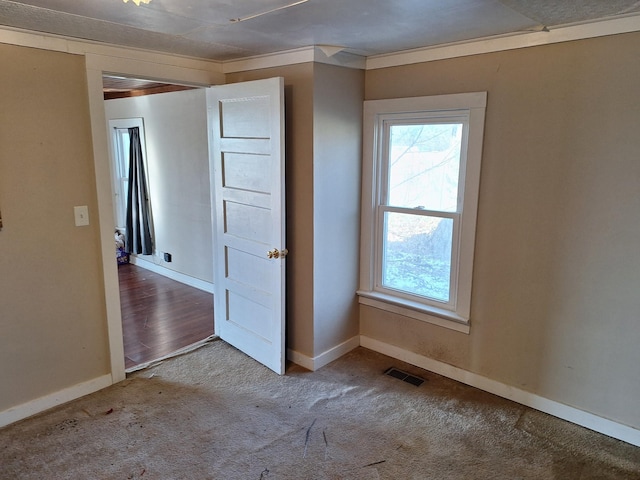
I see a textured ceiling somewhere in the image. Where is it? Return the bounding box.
[1,0,640,61]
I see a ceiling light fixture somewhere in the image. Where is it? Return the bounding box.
[230,0,308,23]
[123,0,151,5]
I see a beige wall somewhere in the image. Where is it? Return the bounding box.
[227,64,316,357]
[313,63,363,355]
[0,44,110,411]
[362,32,640,428]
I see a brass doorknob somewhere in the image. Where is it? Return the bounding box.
[267,248,288,259]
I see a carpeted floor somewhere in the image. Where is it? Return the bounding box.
[1,340,639,479]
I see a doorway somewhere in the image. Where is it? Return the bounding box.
[103,75,215,371]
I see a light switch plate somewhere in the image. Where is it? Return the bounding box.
[74,206,90,226]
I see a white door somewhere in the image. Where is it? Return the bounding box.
[207,77,286,374]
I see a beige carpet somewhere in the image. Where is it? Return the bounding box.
[1,340,639,479]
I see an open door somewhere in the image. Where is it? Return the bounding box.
[207,77,286,374]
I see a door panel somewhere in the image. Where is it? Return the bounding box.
[226,248,271,289]
[220,96,271,138]
[222,153,271,192]
[227,291,271,338]
[225,202,271,243]
[207,77,286,374]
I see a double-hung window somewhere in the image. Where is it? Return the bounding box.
[358,93,486,332]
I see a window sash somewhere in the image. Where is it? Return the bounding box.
[379,116,469,215]
[375,206,461,310]
[374,115,469,311]
[113,128,131,230]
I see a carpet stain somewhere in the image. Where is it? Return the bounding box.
[48,418,78,433]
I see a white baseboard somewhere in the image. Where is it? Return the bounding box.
[287,335,360,371]
[130,256,214,293]
[0,374,113,429]
[360,336,640,447]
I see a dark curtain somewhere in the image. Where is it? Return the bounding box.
[125,127,153,255]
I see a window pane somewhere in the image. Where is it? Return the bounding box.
[382,211,453,302]
[116,130,131,179]
[388,123,462,212]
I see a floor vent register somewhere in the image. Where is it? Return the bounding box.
[384,367,425,387]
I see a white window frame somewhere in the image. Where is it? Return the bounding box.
[358,92,486,333]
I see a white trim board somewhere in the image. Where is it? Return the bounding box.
[0,374,113,429]
[360,336,640,448]
[366,14,640,70]
[129,256,214,294]
[287,336,360,371]
[222,45,366,73]
[0,26,223,78]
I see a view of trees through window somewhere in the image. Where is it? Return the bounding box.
[381,122,463,302]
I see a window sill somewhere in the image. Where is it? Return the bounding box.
[356,290,470,334]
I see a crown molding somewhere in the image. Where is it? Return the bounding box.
[366,13,640,70]
[2,13,639,76]
[221,45,314,73]
[222,45,366,73]
[0,25,223,74]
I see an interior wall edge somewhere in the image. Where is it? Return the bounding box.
[85,64,126,384]
[360,336,640,447]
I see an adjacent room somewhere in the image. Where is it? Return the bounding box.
[1,0,639,476]
[103,80,215,369]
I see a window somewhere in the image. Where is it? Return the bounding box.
[108,118,147,230]
[358,93,486,332]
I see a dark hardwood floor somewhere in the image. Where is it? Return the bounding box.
[118,263,214,370]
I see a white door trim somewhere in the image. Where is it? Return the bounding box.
[85,53,223,384]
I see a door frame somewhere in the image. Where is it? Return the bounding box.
[85,53,224,383]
